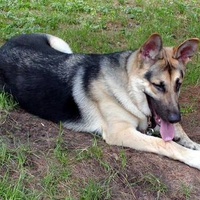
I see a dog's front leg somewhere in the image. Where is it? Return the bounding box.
[103,124,200,170]
[173,123,200,150]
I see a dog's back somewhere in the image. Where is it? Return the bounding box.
[0,34,78,122]
[0,33,133,133]
[0,34,117,128]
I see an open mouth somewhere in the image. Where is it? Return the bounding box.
[146,95,175,142]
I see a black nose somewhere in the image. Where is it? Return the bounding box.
[168,112,181,123]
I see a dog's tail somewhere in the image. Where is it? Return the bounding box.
[46,34,73,54]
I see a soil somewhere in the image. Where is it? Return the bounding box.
[0,85,199,199]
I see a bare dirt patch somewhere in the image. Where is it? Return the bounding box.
[0,85,200,199]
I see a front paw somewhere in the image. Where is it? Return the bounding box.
[185,150,200,170]
[174,137,200,150]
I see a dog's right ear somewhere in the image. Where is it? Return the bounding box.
[139,33,163,63]
[173,38,199,64]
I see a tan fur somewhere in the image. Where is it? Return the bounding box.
[90,33,200,170]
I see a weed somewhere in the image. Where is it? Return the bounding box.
[79,179,111,200]
[41,161,71,198]
[0,90,18,111]
[144,173,167,198]
[119,148,127,169]
[54,123,68,164]
[75,138,102,161]
[0,141,39,199]
[181,104,195,114]
[0,90,18,125]
[181,184,192,200]
[132,172,168,199]
[76,138,110,172]
[0,141,12,164]
[65,191,76,200]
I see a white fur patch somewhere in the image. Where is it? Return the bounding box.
[47,34,73,53]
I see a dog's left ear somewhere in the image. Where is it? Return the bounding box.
[173,38,199,64]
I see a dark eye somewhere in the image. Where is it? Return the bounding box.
[152,82,166,92]
[175,79,182,92]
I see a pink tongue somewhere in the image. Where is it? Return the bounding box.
[160,119,175,141]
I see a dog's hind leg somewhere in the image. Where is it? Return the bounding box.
[103,124,200,170]
[173,123,200,150]
[46,34,73,53]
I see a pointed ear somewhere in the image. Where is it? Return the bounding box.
[139,33,163,62]
[173,38,199,64]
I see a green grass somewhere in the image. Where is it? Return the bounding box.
[0,0,200,199]
[75,138,111,172]
[131,172,168,199]
[0,0,200,83]
[180,183,192,200]
[0,140,39,200]
[53,123,69,164]
[1,0,199,83]
[0,136,114,199]
[79,179,111,200]
[119,148,127,169]
[0,90,18,111]
[0,90,18,125]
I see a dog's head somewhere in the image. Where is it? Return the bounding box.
[132,33,199,141]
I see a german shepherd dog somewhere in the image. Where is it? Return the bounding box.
[0,33,200,170]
